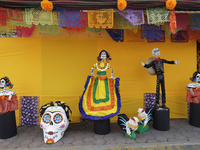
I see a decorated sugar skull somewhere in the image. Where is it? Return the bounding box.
[0,76,13,90]
[40,101,71,144]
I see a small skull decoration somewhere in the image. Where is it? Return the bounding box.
[40,101,71,144]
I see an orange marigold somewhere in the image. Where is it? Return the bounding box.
[166,0,177,10]
[117,0,127,11]
[41,0,53,11]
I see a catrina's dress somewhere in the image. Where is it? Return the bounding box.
[79,62,121,120]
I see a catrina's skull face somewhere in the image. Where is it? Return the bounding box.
[0,79,6,88]
[40,106,69,144]
[100,51,107,60]
[196,73,200,83]
[152,48,160,57]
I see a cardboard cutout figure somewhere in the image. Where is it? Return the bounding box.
[117,114,139,139]
[141,48,179,109]
[79,50,121,120]
[40,101,71,144]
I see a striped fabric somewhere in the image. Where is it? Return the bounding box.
[0,0,200,10]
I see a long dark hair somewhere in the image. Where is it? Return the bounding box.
[97,50,111,62]
[39,101,72,121]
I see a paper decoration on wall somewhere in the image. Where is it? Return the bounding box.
[190,14,200,30]
[16,25,35,37]
[106,29,124,42]
[187,25,200,40]
[7,8,23,22]
[9,11,32,28]
[176,13,188,30]
[56,8,87,28]
[169,9,177,34]
[144,93,161,109]
[118,8,144,26]
[25,7,54,26]
[165,24,181,35]
[63,26,86,33]
[0,8,8,26]
[86,28,103,32]
[19,96,40,126]
[125,30,145,42]
[141,24,162,40]
[116,13,138,29]
[0,21,14,35]
[171,30,188,43]
[39,25,60,34]
[148,30,165,43]
[146,7,170,25]
[87,9,114,29]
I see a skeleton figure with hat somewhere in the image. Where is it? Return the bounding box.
[141,48,179,110]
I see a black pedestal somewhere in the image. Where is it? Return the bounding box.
[94,119,110,135]
[153,108,170,131]
[0,111,17,139]
[189,103,200,127]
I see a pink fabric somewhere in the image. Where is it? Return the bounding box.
[186,89,200,103]
[176,13,188,30]
[187,25,200,40]
[0,95,18,113]
[16,25,35,37]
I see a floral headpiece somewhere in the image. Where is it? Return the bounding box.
[1,76,13,89]
[189,71,200,82]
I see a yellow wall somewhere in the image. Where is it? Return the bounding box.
[0,31,196,125]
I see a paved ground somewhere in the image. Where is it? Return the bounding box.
[1,119,200,150]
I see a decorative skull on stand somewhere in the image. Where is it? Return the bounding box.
[0,76,15,100]
[39,101,72,144]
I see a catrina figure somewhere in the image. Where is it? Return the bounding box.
[39,101,72,144]
[186,71,200,103]
[79,50,121,120]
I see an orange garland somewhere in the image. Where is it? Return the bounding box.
[169,9,177,34]
[117,0,127,11]
[87,76,115,111]
[41,0,53,11]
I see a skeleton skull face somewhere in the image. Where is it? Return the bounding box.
[196,73,200,83]
[152,48,160,57]
[0,79,6,88]
[100,51,107,60]
[40,106,69,144]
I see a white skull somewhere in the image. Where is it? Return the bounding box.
[196,73,200,84]
[152,48,160,57]
[100,51,107,60]
[40,106,69,144]
[0,79,6,88]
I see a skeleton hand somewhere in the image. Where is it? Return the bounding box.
[141,61,145,66]
[91,67,94,76]
[174,60,179,66]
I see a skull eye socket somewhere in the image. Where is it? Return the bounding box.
[53,113,63,124]
[42,113,51,124]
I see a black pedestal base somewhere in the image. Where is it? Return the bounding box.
[94,119,110,135]
[0,111,17,139]
[189,103,200,127]
[153,108,170,131]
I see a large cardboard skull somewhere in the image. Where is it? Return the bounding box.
[40,106,69,144]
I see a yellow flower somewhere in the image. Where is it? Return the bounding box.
[166,0,177,10]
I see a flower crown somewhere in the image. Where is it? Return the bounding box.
[1,76,13,89]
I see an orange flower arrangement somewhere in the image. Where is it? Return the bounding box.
[166,0,177,10]
[41,0,53,11]
[117,0,127,11]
